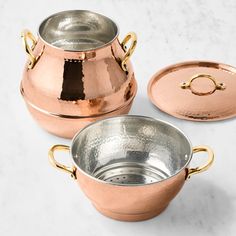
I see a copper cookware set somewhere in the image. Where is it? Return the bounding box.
[21,9,236,221]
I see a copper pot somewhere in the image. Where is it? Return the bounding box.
[48,116,214,221]
[20,10,137,138]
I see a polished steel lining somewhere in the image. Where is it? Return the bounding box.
[39,10,118,51]
[71,116,192,185]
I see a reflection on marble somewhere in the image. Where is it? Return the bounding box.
[0,0,236,235]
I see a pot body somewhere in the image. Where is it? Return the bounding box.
[25,96,135,138]
[76,168,187,221]
[21,15,137,138]
[48,116,214,221]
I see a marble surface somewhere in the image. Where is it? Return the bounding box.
[1,0,236,235]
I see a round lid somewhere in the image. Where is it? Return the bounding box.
[147,61,236,121]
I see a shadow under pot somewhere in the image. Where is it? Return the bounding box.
[20,10,137,138]
[49,115,214,221]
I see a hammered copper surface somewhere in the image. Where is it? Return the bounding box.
[148,61,236,121]
[76,168,186,221]
[73,116,192,221]
[49,116,214,221]
[21,10,137,138]
[26,96,135,138]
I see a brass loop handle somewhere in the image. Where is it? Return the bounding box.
[21,29,38,69]
[186,145,214,179]
[48,145,76,179]
[180,74,226,96]
[121,32,137,71]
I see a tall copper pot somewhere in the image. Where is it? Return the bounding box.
[20,10,137,138]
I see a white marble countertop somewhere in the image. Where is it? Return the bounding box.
[1,0,236,235]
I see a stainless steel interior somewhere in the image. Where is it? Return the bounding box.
[71,116,192,185]
[39,10,118,51]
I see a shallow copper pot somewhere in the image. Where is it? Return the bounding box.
[20,10,137,138]
[48,116,214,221]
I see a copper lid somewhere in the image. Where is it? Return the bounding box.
[147,61,236,121]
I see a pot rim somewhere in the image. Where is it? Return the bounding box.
[70,115,193,186]
[37,10,120,52]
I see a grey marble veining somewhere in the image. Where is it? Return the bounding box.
[0,0,236,235]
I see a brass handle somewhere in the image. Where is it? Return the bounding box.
[186,145,214,179]
[121,32,137,71]
[48,145,76,179]
[180,74,226,96]
[21,29,38,69]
